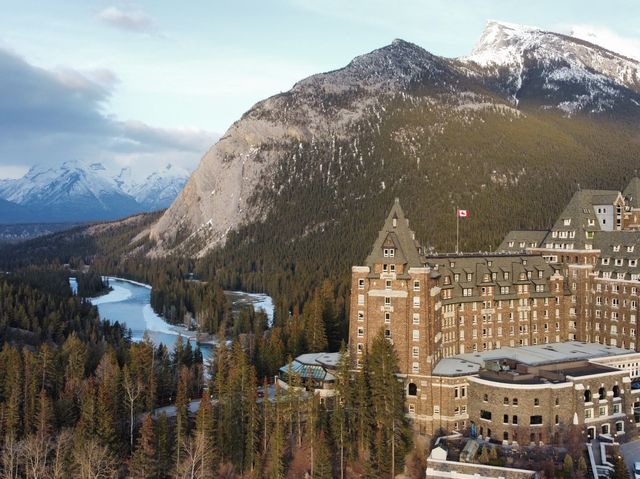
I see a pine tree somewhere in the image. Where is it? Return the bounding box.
[609,454,629,479]
[313,430,333,479]
[264,385,285,479]
[174,366,191,470]
[305,290,328,352]
[331,346,351,474]
[193,390,216,476]
[129,414,157,478]
[155,412,172,478]
[366,330,411,477]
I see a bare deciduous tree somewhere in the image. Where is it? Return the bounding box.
[72,438,117,479]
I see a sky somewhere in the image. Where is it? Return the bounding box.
[0,0,639,180]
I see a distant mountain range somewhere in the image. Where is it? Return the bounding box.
[0,161,190,223]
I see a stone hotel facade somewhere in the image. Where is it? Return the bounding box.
[348,179,640,441]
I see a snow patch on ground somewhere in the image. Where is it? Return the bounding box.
[89,283,133,305]
[142,304,180,336]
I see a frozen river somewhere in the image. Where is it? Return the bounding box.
[69,277,274,361]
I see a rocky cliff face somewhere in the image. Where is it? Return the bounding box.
[148,40,461,255]
[148,21,640,257]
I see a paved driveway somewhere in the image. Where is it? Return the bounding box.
[620,439,640,476]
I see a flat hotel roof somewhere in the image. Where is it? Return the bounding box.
[432,341,633,377]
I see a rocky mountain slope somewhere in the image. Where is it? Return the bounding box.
[148,21,640,259]
[0,161,189,223]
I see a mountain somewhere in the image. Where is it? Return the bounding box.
[120,164,190,210]
[463,21,640,114]
[0,161,191,223]
[148,20,640,263]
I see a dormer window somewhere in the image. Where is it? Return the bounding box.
[563,219,571,226]
[383,248,395,258]
[613,245,621,252]
[588,219,595,226]
[467,273,472,282]
[628,246,635,253]
[504,272,509,280]
[508,241,515,247]
[454,273,460,282]
[392,217,397,227]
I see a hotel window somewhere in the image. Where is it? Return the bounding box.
[357,327,364,337]
[483,394,488,402]
[463,288,473,297]
[599,406,606,417]
[385,280,392,290]
[413,296,420,307]
[512,398,518,406]
[467,273,473,282]
[357,343,364,353]
[358,294,364,305]
[390,264,396,272]
[412,330,419,341]
[384,312,391,324]
[412,346,419,358]
[358,278,365,289]
[503,414,509,424]
[408,404,416,414]
[461,387,466,398]
[585,409,592,419]
[413,280,420,291]
[534,398,539,406]
[512,415,518,424]
[413,313,420,324]
[412,362,419,373]
[384,297,391,305]
[357,311,364,321]
[503,397,509,405]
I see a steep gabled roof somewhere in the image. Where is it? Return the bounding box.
[497,230,549,252]
[624,177,640,209]
[544,189,621,248]
[365,198,423,269]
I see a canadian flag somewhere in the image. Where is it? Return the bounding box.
[457,209,468,218]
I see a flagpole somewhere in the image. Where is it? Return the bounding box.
[456,206,459,255]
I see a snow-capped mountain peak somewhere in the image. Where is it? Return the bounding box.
[463,20,640,113]
[0,161,191,222]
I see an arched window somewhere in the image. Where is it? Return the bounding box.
[408,383,417,396]
[599,387,606,400]
[584,390,592,402]
[613,385,620,398]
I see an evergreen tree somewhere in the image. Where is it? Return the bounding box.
[609,454,629,479]
[366,330,411,477]
[129,414,157,478]
[313,430,333,479]
[305,290,328,352]
[155,412,172,478]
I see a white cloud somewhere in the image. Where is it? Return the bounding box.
[98,6,154,33]
[565,24,640,61]
[0,46,217,182]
